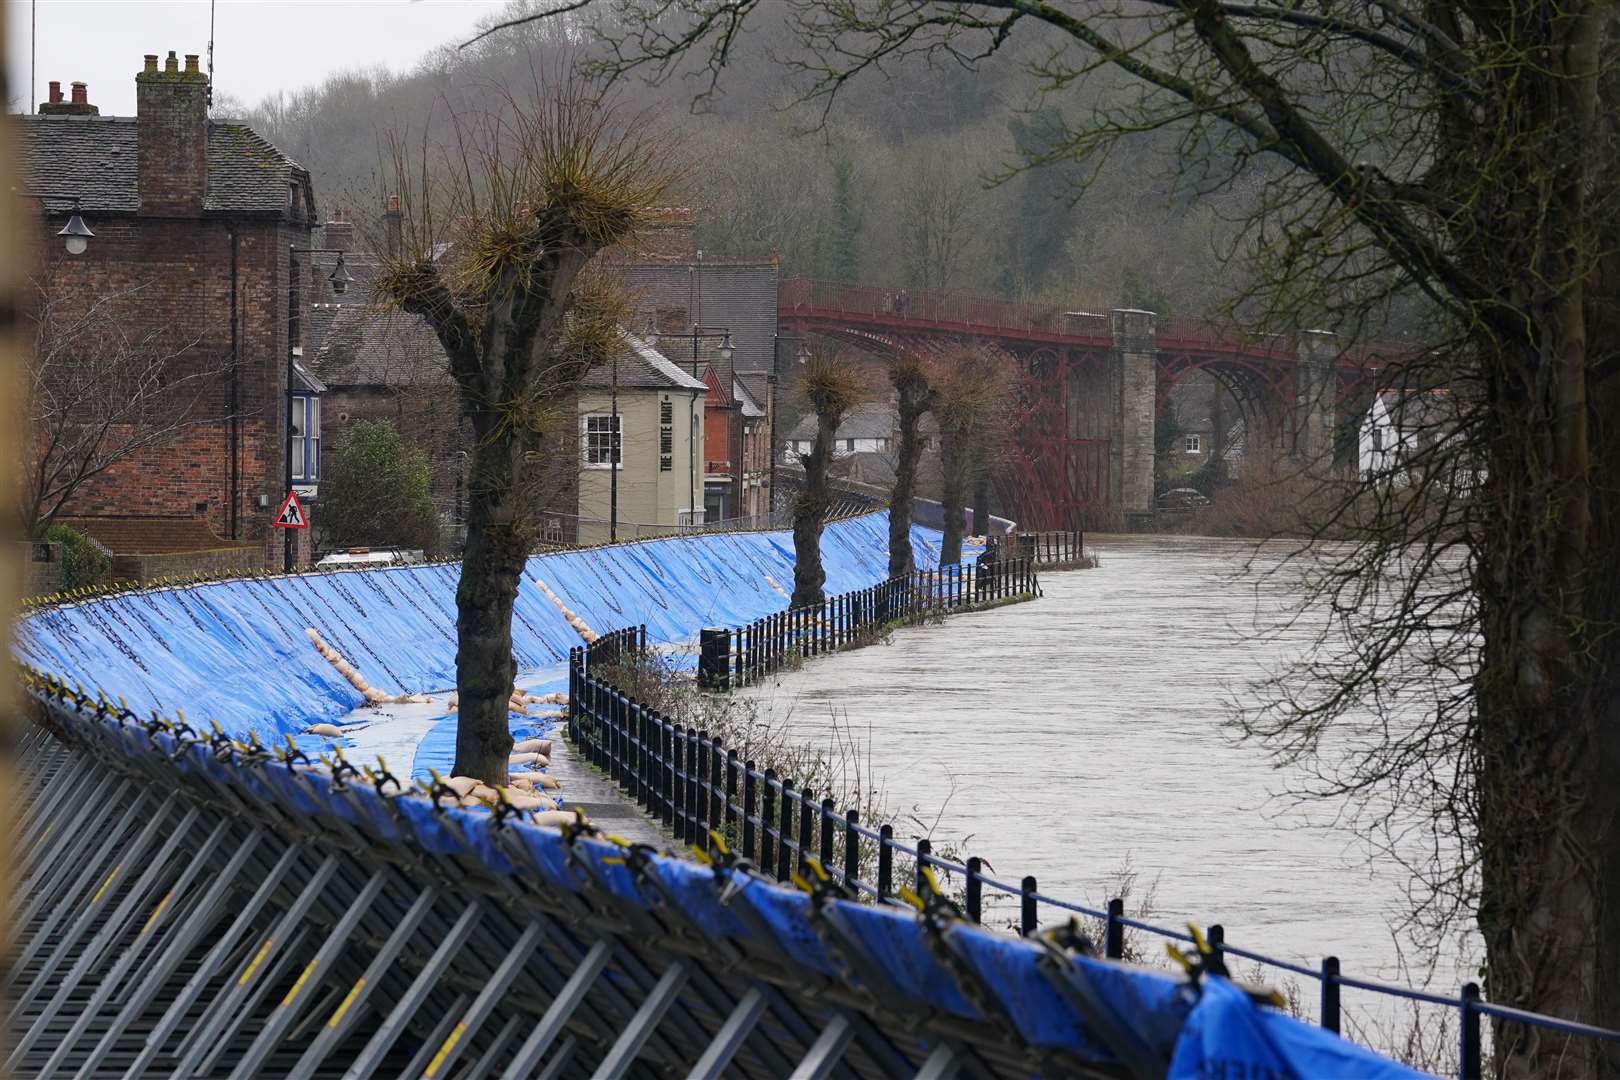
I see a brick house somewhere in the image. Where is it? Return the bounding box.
[16,51,322,572]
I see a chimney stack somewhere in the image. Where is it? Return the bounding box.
[136,49,210,216]
[323,217,355,253]
[39,79,98,115]
[383,195,402,258]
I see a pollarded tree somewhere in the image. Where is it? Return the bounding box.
[376,81,673,785]
[931,344,1002,566]
[791,352,868,607]
[886,351,935,579]
[498,4,1620,1072]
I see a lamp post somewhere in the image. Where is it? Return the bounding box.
[684,325,733,526]
[13,191,94,253]
[770,333,811,512]
[284,246,354,570]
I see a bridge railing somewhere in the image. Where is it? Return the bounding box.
[782,277,1075,336]
[568,615,1620,1079]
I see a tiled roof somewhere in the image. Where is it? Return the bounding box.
[311,306,453,388]
[61,517,257,555]
[312,304,702,395]
[14,113,308,214]
[615,261,780,378]
[582,333,708,392]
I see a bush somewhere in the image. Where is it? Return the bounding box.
[42,523,110,589]
[318,420,442,555]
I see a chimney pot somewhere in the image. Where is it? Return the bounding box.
[47,81,62,104]
[184,54,200,74]
[164,51,179,74]
[70,82,88,105]
[144,54,159,73]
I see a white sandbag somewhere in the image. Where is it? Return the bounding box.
[508,751,546,766]
[531,810,578,829]
[443,775,481,797]
[303,723,344,738]
[530,775,560,791]
[512,738,552,755]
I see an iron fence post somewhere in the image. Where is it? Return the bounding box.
[916,838,932,894]
[761,769,778,871]
[778,779,795,880]
[798,788,814,875]
[878,824,894,901]
[726,750,740,842]
[1020,876,1038,936]
[820,798,836,869]
[1105,898,1124,958]
[1460,982,1482,1080]
[742,761,757,861]
[843,809,860,889]
[1321,956,1341,1033]
[965,857,982,923]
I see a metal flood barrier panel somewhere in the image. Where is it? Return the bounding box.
[10,677,1424,1080]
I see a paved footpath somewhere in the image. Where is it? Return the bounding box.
[549,733,674,850]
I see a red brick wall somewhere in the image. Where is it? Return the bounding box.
[31,211,314,568]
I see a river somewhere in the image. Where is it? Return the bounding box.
[738,533,1475,1032]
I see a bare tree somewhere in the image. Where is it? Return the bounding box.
[22,273,212,536]
[376,79,673,784]
[493,5,1620,1072]
[931,343,1001,565]
[791,352,867,607]
[886,351,935,579]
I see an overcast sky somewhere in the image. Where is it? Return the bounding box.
[5,0,511,115]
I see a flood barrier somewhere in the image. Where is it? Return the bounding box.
[13,513,940,744]
[14,674,1427,1079]
[12,511,1606,1076]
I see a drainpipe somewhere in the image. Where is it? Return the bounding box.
[228,228,239,538]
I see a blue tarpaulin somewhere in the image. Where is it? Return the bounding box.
[14,513,940,743]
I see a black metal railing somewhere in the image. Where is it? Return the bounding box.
[566,617,1620,1080]
[707,557,1037,690]
[1017,529,1086,566]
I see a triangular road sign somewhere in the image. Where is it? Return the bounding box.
[272,490,309,529]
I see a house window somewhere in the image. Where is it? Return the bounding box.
[1184,433,1201,453]
[584,413,622,468]
[659,399,673,472]
[1372,427,1384,451]
[845,438,855,452]
[290,394,320,483]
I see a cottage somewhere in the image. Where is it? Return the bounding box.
[17,52,322,573]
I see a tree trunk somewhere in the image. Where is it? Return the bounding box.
[792,409,838,608]
[972,454,990,537]
[888,379,929,579]
[453,428,522,785]
[940,421,967,565]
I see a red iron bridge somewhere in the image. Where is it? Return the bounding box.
[780,278,1411,530]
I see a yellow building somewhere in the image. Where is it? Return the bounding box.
[574,333,708,544]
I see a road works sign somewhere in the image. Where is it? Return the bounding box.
[272,491,308,529]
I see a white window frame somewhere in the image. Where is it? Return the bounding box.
[583,413,622,470]
[1183,433,1202,454]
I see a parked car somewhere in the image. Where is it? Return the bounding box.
[314,547,425,569]
[1156,487,1211,512]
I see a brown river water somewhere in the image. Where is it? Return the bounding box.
[738,533,1476,1027]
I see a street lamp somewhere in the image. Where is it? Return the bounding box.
[13,191,94,253]
[770,333,813,512]
[59,199,93,254]
[684,325,734,525]
[284,245,355,570]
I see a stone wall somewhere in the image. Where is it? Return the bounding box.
[15,542,63,598]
